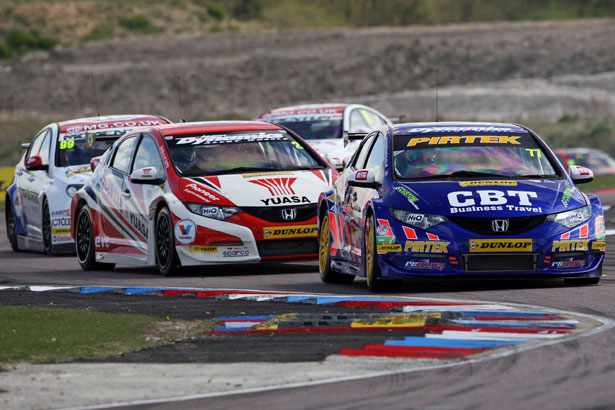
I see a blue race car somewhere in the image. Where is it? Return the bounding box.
[317,122,606,291]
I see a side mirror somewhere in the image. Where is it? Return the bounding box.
[568,165,594,184]
[21,143,30,150]
[348,168,380,188]
[130,167,165,185]
[343,130,349,148]
[90,156,101,172]
[24,155,48,171]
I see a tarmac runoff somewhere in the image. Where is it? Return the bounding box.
[0,286,612,410]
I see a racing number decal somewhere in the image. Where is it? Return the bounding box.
[59,140,75,149]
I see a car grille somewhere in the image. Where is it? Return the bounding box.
[462,253,539,272]
[257,239,318,257]
[448,215,547,236]
[242,204,316,223]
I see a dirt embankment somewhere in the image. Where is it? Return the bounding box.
[0,19,614,121]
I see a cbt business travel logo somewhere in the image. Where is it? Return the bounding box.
[175,220,197,244]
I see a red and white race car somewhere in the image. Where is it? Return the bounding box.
[254,103,392,169]
[70,121,338,274]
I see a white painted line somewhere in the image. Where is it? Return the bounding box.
[402,304,516,312]
[432,330,563,340]
[28,286,79,292]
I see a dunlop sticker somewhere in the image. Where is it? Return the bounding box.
[263,224,317,240]
[469,238,532,252]
[591,241,606,251]
[188,245,218,253]
[52,228,71,235]
[377,244,402,254]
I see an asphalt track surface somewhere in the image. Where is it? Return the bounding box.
[1,216,614,409]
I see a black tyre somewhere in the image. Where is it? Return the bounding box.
[6,201,19,252]
[319,213,354,284]
[42,198,53,255]
[564,277,600,286]
[364,215,384,292]
[76,204,115,271]
[155,207,180,276]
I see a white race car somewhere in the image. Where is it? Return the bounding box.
[5,115,171,254]
[255,103,393,169]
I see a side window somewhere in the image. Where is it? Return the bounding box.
[364,134,386,181]
[132,136,164,175]
[38,131,51,165]
[111,137,137,174]
[27,129,48,159]
[349,110,369,133]
[352,135,375,170]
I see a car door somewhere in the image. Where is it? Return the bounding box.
[123,134,166,259]
[336,133,376,263]
[18,128,52,239]
[98,135,139,251]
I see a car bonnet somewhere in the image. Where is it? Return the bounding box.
[389,179,587,217]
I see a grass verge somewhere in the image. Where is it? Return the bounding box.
[0,305,215,364]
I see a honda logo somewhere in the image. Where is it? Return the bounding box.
[281,208,297,221]
[491,219,509,233]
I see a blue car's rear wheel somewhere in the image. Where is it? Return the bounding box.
[319,213,354,284]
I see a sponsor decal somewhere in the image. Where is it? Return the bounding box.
[355,170,368,181]
[174,219,197,244]
[64,120,164,135]
[469,238,532,253]
[403,226,417,240]
[222,246,250,257]
[393,186,419,209]
[184,183,219,203]
[52,209,70,217]
[159,145,170,169]
[595,216,605,241]
[52,228,71,235]
[448,190,541,214]
[377,244,402,254]
[404,241,450,253]
[459,181,518,187]
[407,135,520,147]
[188,245,218,253]
[376,219,395,244]
[129,212,148,238]
[263,224,317,239]
[261,196,310,206]
[243,172,295,178]
[250,177,296,196]
[561,187,573,208]
[561,224,589,240]
[552,239,589,252]
[95,236,110,248]
[591,241,606,251]
[551,260,586,268]
[52,234,72,244]
[52,217,71,227]
[405,126,519,134]
[175,133,287,145]
[405,261,446,270]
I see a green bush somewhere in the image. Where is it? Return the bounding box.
[0,29,58,59]
[207,3,226,20]
[119,15,156,33]
[82,23,115,42]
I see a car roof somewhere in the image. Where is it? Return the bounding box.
[152,121,285,136]
[58,114,169,134]
[392,121,527,135]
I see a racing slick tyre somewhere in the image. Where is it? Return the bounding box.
[42,198,53,255]
[76,204,115,271]
[6,201,19,252]
[364,215,384,292]
[564,276,600,286]
[319,213,354,284]
[155,207,180,276]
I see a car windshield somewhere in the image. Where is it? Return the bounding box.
[262,112,343,140]
[165,129,325,176]
[56,130,125,167]
[393,133,559,180]
[567,151,615,169]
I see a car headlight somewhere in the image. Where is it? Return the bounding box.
[391,209,448,230]
[66,184,83,197]
[546,206,591,228]
[184,202,242,220]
